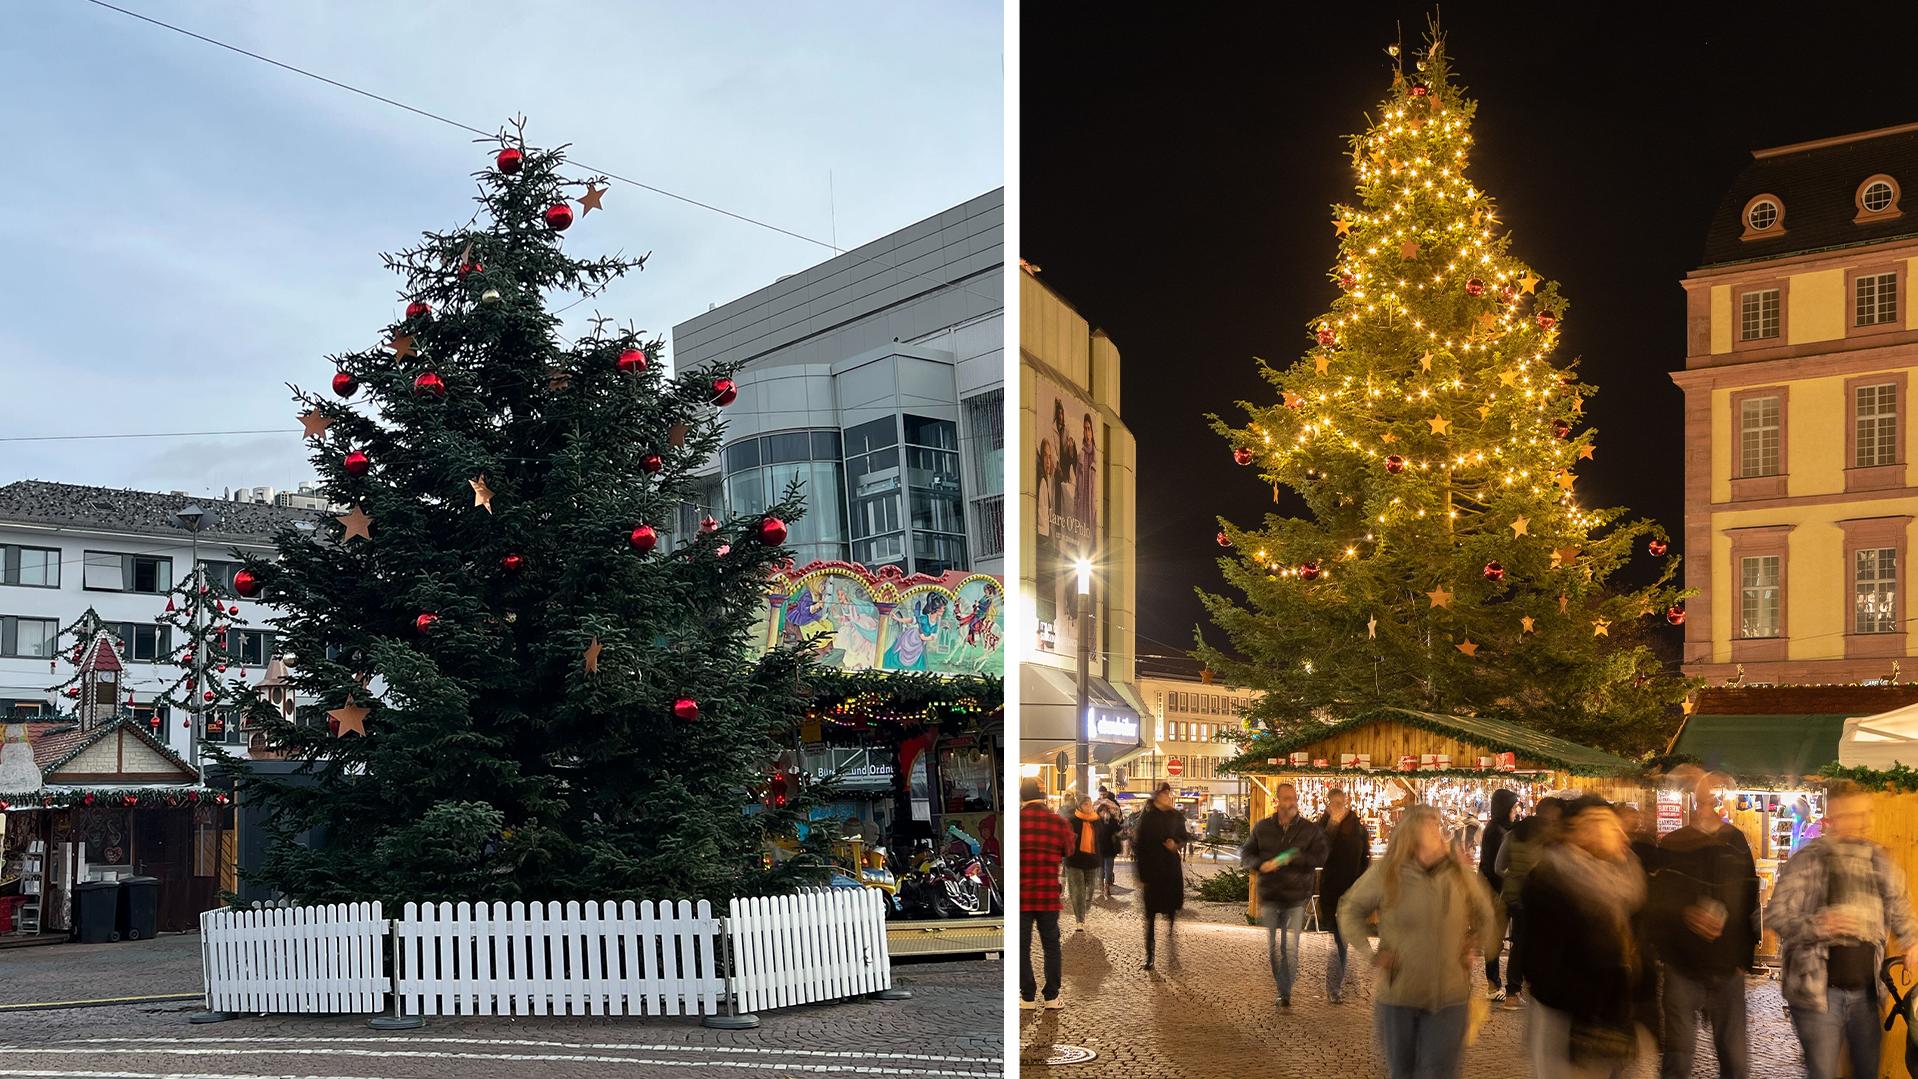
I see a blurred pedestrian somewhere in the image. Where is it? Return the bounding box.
[1617,802,1665,1050]
[1019,779,1072,1011]
[1062,792,1103,932]
[1135,783,1190,971]
[1521,795,1645,1078]
[1654,771,1757,1079]
[1495,796,1564,1011]
[1339,804,1495,1079]
[1768,779,1918,1079]
[1317,787,1373,1004]
[1240,780,1329,1007]
[1479,788,1518,1005]
[1096,799,1124,899]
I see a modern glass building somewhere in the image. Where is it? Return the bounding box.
[670,190,1005,578]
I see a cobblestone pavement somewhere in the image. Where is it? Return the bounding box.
[1019,857,1805,1078]
[0,934,1002,1078]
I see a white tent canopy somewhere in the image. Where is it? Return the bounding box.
[1839,701,1918,770]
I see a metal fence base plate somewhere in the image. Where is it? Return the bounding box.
[702,1013,761,1029]
[368,1015,425,1030]
[186,1011,237,1025]
[871,988,914,1001]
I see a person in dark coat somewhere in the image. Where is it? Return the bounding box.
[1134,783,1190,971]
[1315,787,1372,1003]
[1654,773,1758,1079]
[1095,799,1124,899]
[1240,781,1330,1007]
[1478,789,1518,1002]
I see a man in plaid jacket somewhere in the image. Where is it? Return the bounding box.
[1767,780,1918,1079]
[1021,777,1073,1010]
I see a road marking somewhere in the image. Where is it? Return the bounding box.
[0,1048,998,1077]
[0,993,200,1012]
[49,1036,1003,1066]
[0,1071,413,1079]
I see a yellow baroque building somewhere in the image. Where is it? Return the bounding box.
[1675,123,1918,684]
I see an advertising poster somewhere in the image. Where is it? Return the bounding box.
[759,563,1004,675]
[1032,374,1101,656]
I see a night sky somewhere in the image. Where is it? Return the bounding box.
[1023,5,1918,661]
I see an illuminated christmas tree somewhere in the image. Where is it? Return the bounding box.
[1200,33,1688,756]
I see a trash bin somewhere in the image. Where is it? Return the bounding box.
[117,877,159,941]
[72,880,119,943]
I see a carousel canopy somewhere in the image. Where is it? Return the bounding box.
[1234,707,1641,778]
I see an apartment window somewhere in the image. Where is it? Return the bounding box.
[1855,548,1899,634]
[1738,289,1780,342]
[1738,396,1782,478]
[232,629,275,667]
[963,390,1005,559]
[1,545,60,588]
[83,552,172,594]
[1740,556,1782,639]
[115,622,172,662]
[203,560,244,595]
[1857,272,1899,326]
[0,616,58,658]
[1857,384,1899,467]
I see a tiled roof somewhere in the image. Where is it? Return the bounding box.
[1693,683,1918,716]
[1701,124,1918,267]
[0,480,322,544]
[25,717,197,779]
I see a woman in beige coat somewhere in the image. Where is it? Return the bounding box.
[1338,805,1496,1079]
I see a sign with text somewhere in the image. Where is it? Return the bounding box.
[1087,709,1139,744]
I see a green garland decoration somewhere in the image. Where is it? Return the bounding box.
[0,786,227,811]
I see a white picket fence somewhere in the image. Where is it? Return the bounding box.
[200,903,388,1014]
[394,899,723,1017]
[199,889,890,1021]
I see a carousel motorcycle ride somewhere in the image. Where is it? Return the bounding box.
[895,836,1001,918]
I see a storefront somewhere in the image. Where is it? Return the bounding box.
[1020,663,1142,795]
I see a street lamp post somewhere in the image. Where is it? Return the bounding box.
[1074,557,1093,799]
[174,504,207,775]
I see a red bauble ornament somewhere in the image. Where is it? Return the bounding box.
[1216,530,1232,548]
[758,517,789,546]
[1483,560,1506,582]
[1297,562,1321,581]
[1384,454,1406,474]
[1552,419,1571,439]
[1233,447,1255,466]
[1666,605,1687,626]
[1316,326,1337,347]
[641,454,664,473]
[148,715,159,729]
[1411,85,1429,97]
[496,147,524,174]
[672,698,700,722]
[217,663,227,673]
[543,203,574,231]
[1465,277,1485,297]
[413,371,447,398]
[1648,539,1669,557]
[699,516,719,533]
[405,300,431,320]
[203,690,216,702]
[415,611,440,634]
[1536,314,1557,330]
[711,378,738,406]
[500,552,525,573]
[1338,273,1356,290]
[629,524,659,553]
[460,261,484,277]
[331,370,359,398]
[716,543,732,557]
[1499,285,1517,303]
[83,793,95,807]
[617,348,649,374]
[227,604,239,615]
[343,450,370,476]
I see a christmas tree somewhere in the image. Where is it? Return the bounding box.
[226,122,823,905]
[1200,35,1688,757]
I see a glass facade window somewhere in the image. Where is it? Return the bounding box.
[963,390,1005,558]
[903,414,967,574]
[845,417,906,571]
[720,429,849,566]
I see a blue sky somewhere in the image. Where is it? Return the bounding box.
[0,1,1002,496]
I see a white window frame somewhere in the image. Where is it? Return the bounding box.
[1739,396,1782,478]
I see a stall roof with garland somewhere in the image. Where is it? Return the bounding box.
[1671,714,1847,779]
[1230,708,1642,778]
[19,717,199,788]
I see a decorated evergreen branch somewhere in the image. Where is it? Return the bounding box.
[1199,33,1694,757]
[217,121,825,905]
[148,565,254,738]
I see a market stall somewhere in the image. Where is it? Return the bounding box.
[1839,699,1918,771]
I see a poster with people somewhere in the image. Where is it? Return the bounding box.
[1032,375,1101,656]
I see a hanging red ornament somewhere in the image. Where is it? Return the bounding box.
[699,516,719,533]
[1384,454,1406,474]
[83,793,95,807]
[1536,313,1557,330]
[217,663,228,673]
[1216,530,1232,548]
[1648,539,1669,557]
[232,568,262,597]
[716,544,731,557]
[1465,277,1485,297]
[343,450,370,477]
[500,552,525,573]
[629,524,659,554]
[711,378,739,406]
[164,597,176,613]
[1411,85,1429,97]
[673,697,700,722]
[1338,273,1356,290]
[641,454,664,473]
[1666,605,1687,626]
[199,584,209,595]
[460,260,484,277]
[331,370,359,398]
[1316,326,1337,347]
[1233,447,1255,466]
[758,517,789,546]
[123,794,137,807]
[203,690,216,702]
[1552,419,1571,439]
[1297,562,1321,581]
[148,715,159,729]
[227,604,240,615]
[1483,560,1506,582]
[543,203,574,231]
[617,348,649,374]
[415,611,440,634]
[405,300,431,320]
[413,371,447,398]
[1499,284,1517,303]
[495,147,524,174]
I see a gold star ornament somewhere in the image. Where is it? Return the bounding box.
[1578,444,1595,461]
[1282,391,1305,409]
[337,504,372,542]
[1510,516,1529,538]
[1333,217,1352,236]
[1558,594,1570,614]
[578,184,606,216]
[1367,615,1378,639]
[1419,352,1434,372]
[1427,414,1452,436]
[387,334,418,360]
[1521,616,1536,633]
[1427,585,1454,609]
[1314,355,1331,375]
[1498,369,1518,387]
[1553,546,1581,568]
[1456,638,1478,657]
[300,410,334,439]
[328,695,369,737]
[1518,272,1541,294]
[1554,471,1577,492]
[584,638,603,674]
[1399,239,1422,260]
[1593,618,1611,637]
[470,475,495,513]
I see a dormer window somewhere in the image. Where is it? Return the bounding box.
[1855,174,1903,222]
[1741,194,1786,240]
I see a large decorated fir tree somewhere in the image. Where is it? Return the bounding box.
[226,123,823,904]
[1200,36,1688,757]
